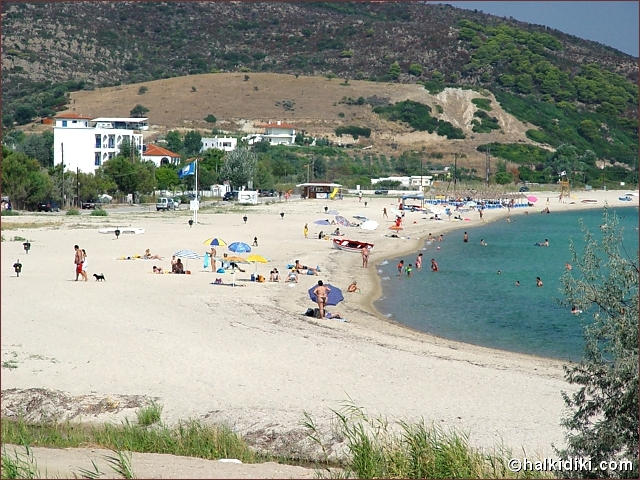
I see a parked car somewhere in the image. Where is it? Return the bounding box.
[37,201,60,212]
[82,202,96,209]
[223,191,239,201]
[518,186,530,192]
[374,190,389,195]
[156,197,176,211]
[258,189,277,197]
[172,197,181,209]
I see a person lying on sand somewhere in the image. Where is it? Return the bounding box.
[294,260,319,275]
[144,249,162,260]
[347,281,360,293]
[152,265,164,274]
[270,268,280,282]
[286,269,298,283]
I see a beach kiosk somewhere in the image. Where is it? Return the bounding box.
[237,190,259,205]
[297,182,342,199]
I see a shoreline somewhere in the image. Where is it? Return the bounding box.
[354,190,636,363]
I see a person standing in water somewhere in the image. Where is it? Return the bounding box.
[416,253,423,270]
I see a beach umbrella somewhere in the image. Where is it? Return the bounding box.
[228,242,252,253]
[203,237,227,247]
[308,284,344,306]
[527,195,538,203]
[327,210,339,215]
[353,214,368,221]
[226,255,249,263]
[389,225,403,231]
[247,254,268,273]
[335,215,351,227]
[361,220,379,230]
[173,249,202,259]
[314,219,331,225]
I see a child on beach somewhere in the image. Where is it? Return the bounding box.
[304,224,309,238]
[405,264,413,277]
[397,260,404,275]
[416,253,423,270]
[430,258,439,272]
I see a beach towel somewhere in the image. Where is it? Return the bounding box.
[203,253,210,269]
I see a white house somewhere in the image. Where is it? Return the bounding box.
[141,144,181,166]
[53,114,147,173]
[200,137,237,152]
[244,121,297,146]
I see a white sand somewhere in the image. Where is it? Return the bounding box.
[1,189,636,475]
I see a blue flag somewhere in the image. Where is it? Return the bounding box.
[178,162,195,178]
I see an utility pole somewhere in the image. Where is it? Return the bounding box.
[61,143,64,208]
[76,166,80,207]
[485,146,491,187]
[453,153,458,194]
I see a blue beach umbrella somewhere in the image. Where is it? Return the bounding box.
[314,219,330,225]
[228,242,252,253]
[308,283,344,306]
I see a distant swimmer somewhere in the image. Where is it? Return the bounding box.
[463,231,469,243]
[416,253,423,270]
[497,270,502,275]
[535,239,549,247]
[536,276,543,287]
[571,305,582,315]
[515,280,520,287]
[431,258,439,272]
[480,239,487,246]
[565,263,572,271]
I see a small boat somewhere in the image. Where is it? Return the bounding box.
[332,238,374,253]
[619,196,633,201]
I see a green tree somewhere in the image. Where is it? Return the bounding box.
[558,209,638,477]
[16,131,54,167]
[388,61,401,80]
[408,63,423,76]
[204,114,217,123]
[220,148,257,189]
[155,166,180,190]
[1,148,53,209]
[254,161,275,190]
[165,131,183,154]
[119,138,139,159]
[130,104,149,117]
[14,105,36,125]
[100,156,156,196]
[183,130,202,156]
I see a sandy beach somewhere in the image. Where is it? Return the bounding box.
[1,188,636,475]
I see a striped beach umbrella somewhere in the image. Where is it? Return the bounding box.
[203,237,227,247]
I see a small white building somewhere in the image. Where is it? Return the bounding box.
[201,137,237,152]
[141,144,181,166]
[371,176,433,188]
[53,114,147,173]
[253,121,296,146]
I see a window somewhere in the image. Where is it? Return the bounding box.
[108,152,115,160]
[62,120,67,127]
[95,135,101,148]
[95,153,101,166]
[108,135,115,149]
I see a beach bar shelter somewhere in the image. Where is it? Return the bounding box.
[401,193,425,209]
[297,183,342,199]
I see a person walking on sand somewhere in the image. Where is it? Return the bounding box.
[416,253,423,270]
[358,191,362,203]
[313,280,331,319]
[361,246,370,268]
[80,249,89,281]
[383,207,388,219]
[304,223,309,239]
[74,245,84,281]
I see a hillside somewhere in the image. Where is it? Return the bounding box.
[59,72,536,167]
[2,1,637,124]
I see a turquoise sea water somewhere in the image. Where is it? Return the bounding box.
[374,207,639,361]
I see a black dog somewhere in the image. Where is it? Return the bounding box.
[93,273,106,282]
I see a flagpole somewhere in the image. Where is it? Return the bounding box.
[194,157,198,225]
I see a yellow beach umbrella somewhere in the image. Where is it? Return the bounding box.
[247,254,268,273]
[226,255,248,263]
[203,237,227,247]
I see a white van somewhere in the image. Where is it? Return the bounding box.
[156,197,175,211]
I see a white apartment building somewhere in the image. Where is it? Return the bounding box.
[53,114,147,173]
[200,136,237,152]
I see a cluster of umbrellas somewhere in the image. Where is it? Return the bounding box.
[172,238,268,272]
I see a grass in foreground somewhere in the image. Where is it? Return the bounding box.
[304,401,552,479]
[2,417,259,464]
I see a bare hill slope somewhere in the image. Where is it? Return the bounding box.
[65,72,541,164]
